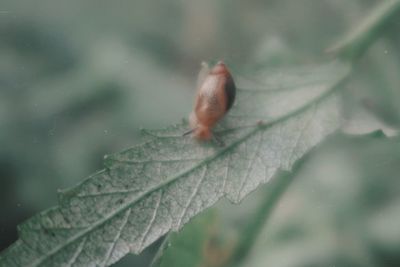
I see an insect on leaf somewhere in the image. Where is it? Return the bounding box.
[0,60,350,267]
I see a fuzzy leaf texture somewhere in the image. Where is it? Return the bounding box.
[0,60,350,267]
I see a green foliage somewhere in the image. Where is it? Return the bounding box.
[151,210,217,267]
[0,59,349,266]
[1,0,400,267]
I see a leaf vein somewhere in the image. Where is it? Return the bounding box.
[176,165,208,228]
[66,236,87,267]
[138,191,162,250]
[238,132,263,199]
[103,208,131,266]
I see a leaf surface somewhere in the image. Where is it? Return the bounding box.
[0,60,350,267]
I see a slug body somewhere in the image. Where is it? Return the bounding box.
[189,61,236,140]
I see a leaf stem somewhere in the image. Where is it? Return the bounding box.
[227,172,294,267]
[327,0,400,61]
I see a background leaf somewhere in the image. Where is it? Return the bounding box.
[238,133,400,267]
[151,210,218,267]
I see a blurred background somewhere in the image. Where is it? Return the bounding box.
[0,0,399,266]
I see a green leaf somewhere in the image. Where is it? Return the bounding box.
[151,210,217,267]
[0,60,350,267]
